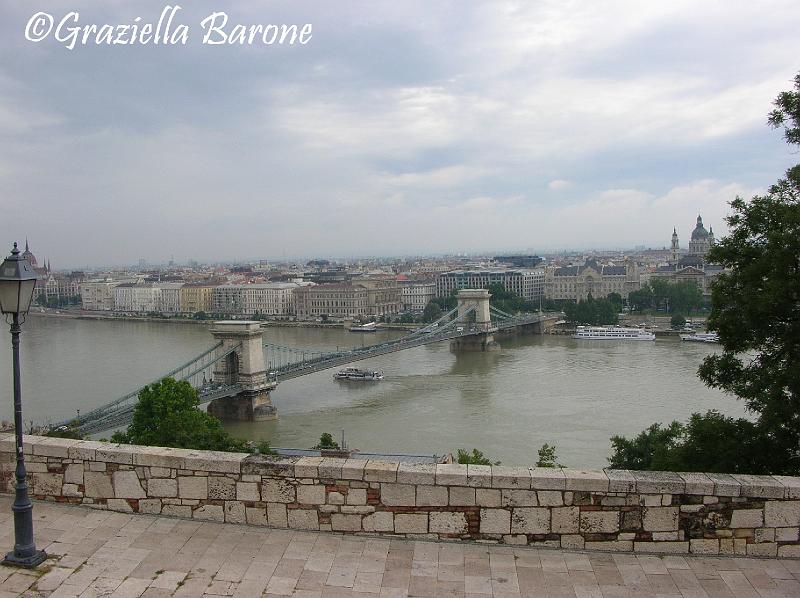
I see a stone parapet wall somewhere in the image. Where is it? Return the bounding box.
[2,434,800,557]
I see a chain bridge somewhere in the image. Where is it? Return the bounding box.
[56,290,560,435]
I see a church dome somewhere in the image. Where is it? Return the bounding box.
[21,240,38,267]
[691,215,709,241]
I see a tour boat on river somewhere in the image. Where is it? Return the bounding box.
[349,322,378,332]
[680,332,719,343]
[333,367,384,381]
[572,326,656,340]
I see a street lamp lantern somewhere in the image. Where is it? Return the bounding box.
[0,243,38,316]
[0,242,46,568]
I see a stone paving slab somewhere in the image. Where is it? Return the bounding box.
[1,497,800,597]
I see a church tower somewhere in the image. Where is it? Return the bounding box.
[671,227,679,263]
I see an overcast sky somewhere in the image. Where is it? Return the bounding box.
[0,1,798,268]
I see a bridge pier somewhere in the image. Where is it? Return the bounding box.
[450,290,500,352]
[208,321,277,422]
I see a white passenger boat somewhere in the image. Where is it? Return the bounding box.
[349,322,378,332]
[572,326,656,340]
[680,332,719,343]
[333,367,384,381]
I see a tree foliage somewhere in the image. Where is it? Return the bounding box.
[456,448,500,465]
[628,280,703,314]
[536,443,560,468]
[422,301,443,323]
[610,73,800,475]
[312,432,340,450]
[563,295,619,325]
[112,377,249,452]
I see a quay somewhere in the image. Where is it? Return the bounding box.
[2,496,799,597]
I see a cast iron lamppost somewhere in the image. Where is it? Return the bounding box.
[0,242,46,567]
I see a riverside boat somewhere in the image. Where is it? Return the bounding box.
[349,322,378,332]
[333,367,384,381]
[572,326,656,340]
[680,332,719,343]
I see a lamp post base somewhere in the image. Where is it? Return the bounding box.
[3,548,47,568]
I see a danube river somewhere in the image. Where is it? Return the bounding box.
[0,315,745,469]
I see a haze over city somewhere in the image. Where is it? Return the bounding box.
[1,1,799,267]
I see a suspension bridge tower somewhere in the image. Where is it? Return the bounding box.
[207,321,278,421]
[450,289,500,352]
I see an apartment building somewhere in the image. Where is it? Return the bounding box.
[436,269,545,300]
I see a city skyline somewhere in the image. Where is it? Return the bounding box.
[1,1,799,266]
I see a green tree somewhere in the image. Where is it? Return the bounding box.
[536,443,560,468]
[456,448,500,465]
[608,422,685,471]
[114,377,248,452]
[768,72,800,184]
[627,285,654,311]
[422,301,443,323]
[313,432,340,450]
[670,314,686,329]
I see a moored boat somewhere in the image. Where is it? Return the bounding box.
[572,326,656,340]
[333,367,384,381]
[680,332,719,343]
[349,322,378,332]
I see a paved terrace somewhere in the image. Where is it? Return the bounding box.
[2,498,800,598]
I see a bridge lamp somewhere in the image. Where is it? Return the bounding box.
[0,242,46,567]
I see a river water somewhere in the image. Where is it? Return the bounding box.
[0,315,746,469]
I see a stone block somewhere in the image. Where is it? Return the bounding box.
[95,444,138,465]
[584,540,632,552]
[476,489,501,507]
[340,459,366,480]
[246,506,267,525]
[193,504,224,522]
[31,472,63,496]
[297,484,326,505]
[511,508,549,534]
[730,508,764,529]
[633,471,685,494]
[642,507,679,532]
[397,463,435,485]
[363,460,398,482]
[491,466,530,489]
[161,504,190,518]
[113,470,146,499]
[754,528,775,543]
[139,499,161,514]
[62,484,81,497]
[346,488,367,505]
[88,462,106,472]
[363,511,393,532]
[501,490,538,507]
[449,487,476,506]
[288,508,320,530]
[551,507,580,533]
[381,483,416,506]
[732,474,784,499]
[262,478,296,503]
[106,498,133,513]
[634,542,689,554]
[208,476,235,500]
[746,542,778,557]
[774,475,800,499]
[530,467,566,490]
[294,456,324,479]
[84,471,114,498]
[604,469,636,493]
[148,477,178,498]
[327,491,345,505]
[132,445,189,469]
[32,436,74,458]
[430,512,468,534]
[764,501,800,527]
[466,464,492,488]
[652,531,682,541]
[394,513,428,534]
[679,472,715,495]
[267,503,287,528]
[64,463,84,485]
[707,473,740,496]
[689,539,719,554]
[563,469,609,492]
[640,494,661,507]
[67,440,104,461]
[331,513,362,532]
[318,458,344,480]
[778,545,800,557]
[480,508,510,534]
[537,490,563,506]
[775,527,799,542]
[176,476,207,500]
[580,511,620,533]
[340,505,374,514]
[416,485,448,507]
[232,481,256,502]
[242,456,295,478]
[436,463,468,486]
[183,450,245,474]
